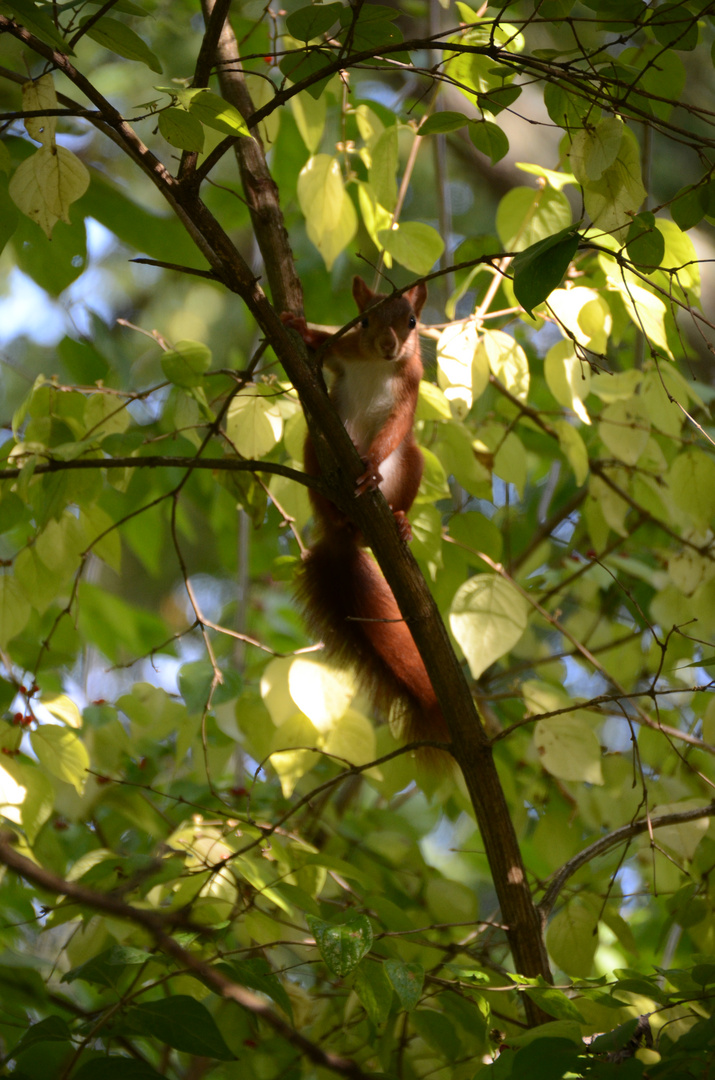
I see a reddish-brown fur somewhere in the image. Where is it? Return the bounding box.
[289,278,450,750]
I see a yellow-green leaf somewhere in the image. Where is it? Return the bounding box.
[450,574,529,679]
[546,898,599,978]
[436,321,489,415]
[161,340,212,389]
[0,758,54,843]
[287,659,356,731]
[31,725,90,794]
[42,694,82,729]
[22,74,57,146]
[187,90,250,137]
[291,90,326,153]
[9,146,89,239]
[598,397,650,465]
[226,390,283,458]
[378,221,444,276]
[554,420,589,486]
[298,155,357,269]
[668,449,715,530]
[544,340,591,424]
[477,329,530,401]
[0,575,31,647]
[534,715,604,784]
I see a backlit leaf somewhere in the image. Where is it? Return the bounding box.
[31,724,90,794]
[378,221,444,275]
[450,574,529,679]
[534,715,604,784]
[0,575,31,647]
[22,74,57,146]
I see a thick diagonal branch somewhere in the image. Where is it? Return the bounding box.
[199,0,303,315]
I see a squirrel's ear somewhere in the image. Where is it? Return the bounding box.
[352,276,374,311]
[406,280,427,318]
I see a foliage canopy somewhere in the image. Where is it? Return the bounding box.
[1,0,715,1076]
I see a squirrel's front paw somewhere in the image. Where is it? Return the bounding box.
[355,458,383,496]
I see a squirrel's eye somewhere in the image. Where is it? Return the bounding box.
[361,316,369,329]
[408,315,416,329]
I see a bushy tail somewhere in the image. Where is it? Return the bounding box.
[297,531,450,750]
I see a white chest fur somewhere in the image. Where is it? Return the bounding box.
[334,360,398,456]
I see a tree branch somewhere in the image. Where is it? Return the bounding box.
[0,456,319,489]
[539,803,715,919]
[0,833,374,1080]
[200,0,304,316]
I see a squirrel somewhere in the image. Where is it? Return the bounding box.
[284,277,450,752]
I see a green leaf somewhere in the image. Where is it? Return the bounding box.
[224,958,293,1021]
[0,175,19,255]
[469,119,509,164]
[0,0,73,53]
[77,583,170,663]
[0,575,31,647]
[187,90,251,137]
[161,340,212,388]
[74,1058,164,1080]
[450,574,529,680]
[377,221,444,275]
[671,182,710,231]
[478,83,521,115]
[649,1,699,50]
[410,1009,460,1060]
[337,3,403,51]
[158,108,204,152]
[545,898,599,978]
[512,227,579,315]
[278,48,334,99]
[626,211,665,270]
[10,1015,72,1058]
[522,984,585,1023]
[353,962,394,1024]
[286,2,342,40]
[123,996,235,1059]
[420,111,470,135]
[82,16,162,72]
[307,914,373,976]
[63,946,157,988]
[510,1038,583,1080]
[385,959,424,1011]
[588,1017,642,1054]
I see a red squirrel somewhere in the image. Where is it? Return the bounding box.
[285,277,450,751]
